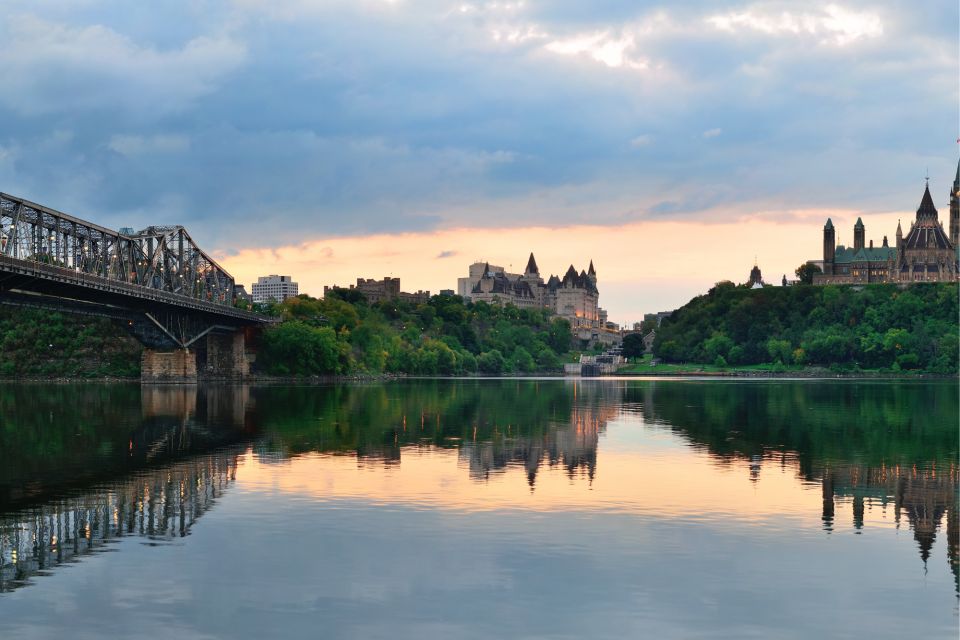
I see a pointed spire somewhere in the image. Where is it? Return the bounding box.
[824,218,834,230]
[916,183,938,222]
[588,259,595,276]
[482,261,490,277]
[524,252,539,274]
[854,217,864,228]
[897,219,902,234]
[954,156,960,191]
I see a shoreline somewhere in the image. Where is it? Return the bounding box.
[609,368,954,379]
[0,370,954,383]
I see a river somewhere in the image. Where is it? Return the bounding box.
[0,379,956,638]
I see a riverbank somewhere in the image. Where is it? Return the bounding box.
[613,368,948,379]
[2,369,952,383]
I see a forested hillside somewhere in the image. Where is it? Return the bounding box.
[653,282,959,373]
[256,292,574,375]
[0,309,142,378]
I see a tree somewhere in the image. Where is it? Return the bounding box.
[703,332,734,362]
[766,338,792,364]
[795,262,822,285]
[547,318,572,353]
[622,333,646,359]
[260,322,342,375]
[511,346,536,373]
[477,350,505,374]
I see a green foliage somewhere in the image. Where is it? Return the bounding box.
[478,349,506,374]
[259,321,343,375]
[0,309,142,378]
[511,346,536,373]
[654,283,959,373]
[622,333,645,359]
[795,262,822,285]
[258,294,572,376]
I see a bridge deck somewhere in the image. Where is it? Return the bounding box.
[0,254,274,324]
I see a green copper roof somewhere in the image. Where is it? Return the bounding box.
[833,246,897,264]
[824,218,834,229]
[854,217,864,228]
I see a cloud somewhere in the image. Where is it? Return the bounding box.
[0,0,954,264]
[436,250,458,259]
[544,31,648,70]
[108,134,190,155]
[0,15,245,116]
[707,4,883,46]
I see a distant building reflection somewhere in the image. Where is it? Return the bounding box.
[819,463,958,591]
[458,402,613,487]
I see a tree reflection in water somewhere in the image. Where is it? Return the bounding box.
[0,380,955,595]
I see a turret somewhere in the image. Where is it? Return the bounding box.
[916,183,938,223]
[950,157,959,247]
[896,220,902,250]
[823,218,835,274]
[524,252,539,275]
[853,217,865,251]
[882,235,888,248]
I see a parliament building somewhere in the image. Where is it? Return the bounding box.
[812,160,960,284]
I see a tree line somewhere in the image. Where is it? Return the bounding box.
[652,282,958,373]
[255,291,574,376]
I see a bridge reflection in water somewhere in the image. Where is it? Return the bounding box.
[0,383,252,593]
[0,380,956,596]
[0,449,240,592]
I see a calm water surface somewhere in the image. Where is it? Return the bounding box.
[0,379,957,639]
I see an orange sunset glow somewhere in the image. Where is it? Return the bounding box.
[217,208,911,322]
[232,410,894,533]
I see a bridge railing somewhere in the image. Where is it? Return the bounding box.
[0,253,271,322]
[0,192,243,311]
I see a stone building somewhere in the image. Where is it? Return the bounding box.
[813,162,960,284]
[323,277,430,305]
[459,253,607,329]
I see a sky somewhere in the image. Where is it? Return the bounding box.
[0,0,957,323]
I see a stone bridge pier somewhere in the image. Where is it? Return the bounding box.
[141,329,255,382]
[141,348,198,382]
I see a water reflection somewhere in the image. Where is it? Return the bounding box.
[0,449,240,592]
[0,384,251,510]
[0,379,956,603]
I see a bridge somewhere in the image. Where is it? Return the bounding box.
[0,192,276,381]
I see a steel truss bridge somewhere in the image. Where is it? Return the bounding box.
[0,192,273,373]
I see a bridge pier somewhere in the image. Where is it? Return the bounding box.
[141,349,197,383]
[201,331,250,380]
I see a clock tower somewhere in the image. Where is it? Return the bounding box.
[949,157,959,247]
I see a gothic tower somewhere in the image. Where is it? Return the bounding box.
[823,218,835,274]
[587,260,597,287]
[853,217,865,251]
[950,157,959,247]
[524,252,539,276]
